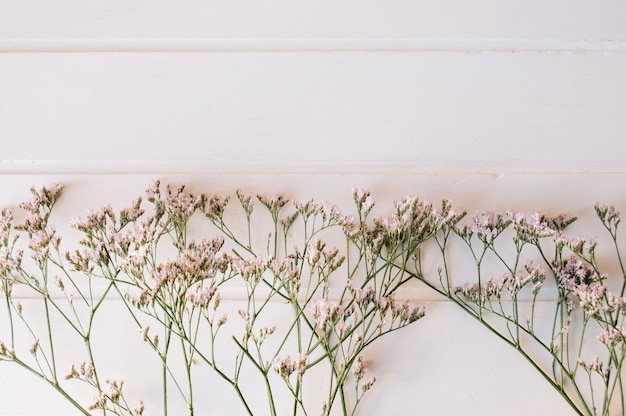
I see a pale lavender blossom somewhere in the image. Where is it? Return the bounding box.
[305,239,325,268]
[352,285,376,308]
[352,188,374,217]
[320,202,352,226]
[203,194,230,221]
[603,292,626,313]
[88,394,107,411]
[507,211,554,241]
[217,314,228,327]
[294,198,318,217]
[119,197,144,226]
[257,194,289,214]
[435,199,462,225]
[309,299,343,329]
[280,212,299,230]
[29,338,39,355]
[556,256,601,290]
[254,325,276,343]
[272,354,307,378]
[0,208,13,247]
[595,203,621,228]
[598,327,626,346]
[145,180,160,203]
[573,283,607,317]
[353,355,365,380]
[124,288,151,309]
[273,355,295,377]
[28,227,56,263]
[502,261,546,294]
[577,357,607,376]
[140,326,150,341]
[0,246,21,277]
[471,211,511,245]
[236,190,254,215]
[187,285,218,308]
[65,361,95,380]
[335,317,355,338]
[361,376,376,392]
[391,300,425,324]
[231,255,272,281]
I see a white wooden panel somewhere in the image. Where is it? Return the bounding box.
[2,52,626,166]
[1,0,625,414]
[1,0,625,40]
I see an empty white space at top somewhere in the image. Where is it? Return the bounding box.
[2,0,626,170]
[1,0,626,40]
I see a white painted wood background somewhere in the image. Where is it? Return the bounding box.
[1,1,626,415]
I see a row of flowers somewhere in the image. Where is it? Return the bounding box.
[0,182,623,415]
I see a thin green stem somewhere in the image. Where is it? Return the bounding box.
[12,356,91,416]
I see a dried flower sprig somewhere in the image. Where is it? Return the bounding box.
[407,204,626,416]
[0,183,428,416]
[0,185,142,416]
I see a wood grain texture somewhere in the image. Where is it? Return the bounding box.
[1,0,625,40]
[2,51,625,167]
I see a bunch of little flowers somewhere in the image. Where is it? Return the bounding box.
[454,279,504,304]
[15,185,64,269]
[291,197,354,232]
[0,208,22,282]
[595,203,621,234]
[597,326,626,349]
[555,257,602,291]
[125,237,228,310]
[577,356,610,380]
[116,222,157,279]
[309,298,347,334]
[502,261,546,296]
[554,234,598,258]
[507,211,554,243]
[462,211,512,245]
[67,205,121,271]
[388,296,425,325]
[66,194,144,275]
[345,281,425,337]
[270,256,301,301]
[369,195,440,255]
[352,188,374,220]
[341,188,375,249]
[146,180,204,226]
[230,255,273,283]
[87,379,144,416]
[257,194,289,219]
[272,353,308,380]
[349,192,454,264]
[554,256,626,325]
[17,184,64,233]
[454,261,546,305]
[353,355,376,394]
[304,239,345,275]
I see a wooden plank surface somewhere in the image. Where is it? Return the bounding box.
[2,51,625,166]
[1,0,625,40]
